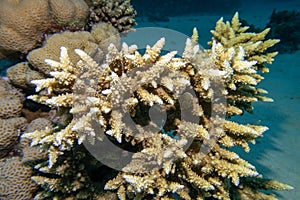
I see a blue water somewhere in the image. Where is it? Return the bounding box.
[0,59,17,76]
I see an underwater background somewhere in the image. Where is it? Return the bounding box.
[0,0,299,199]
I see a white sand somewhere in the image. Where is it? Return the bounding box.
[135,1,299,199]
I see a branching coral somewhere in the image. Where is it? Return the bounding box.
[85,0,137,32]
[20,118,52,164]
[22,13,293,199]
[206,13,278,115]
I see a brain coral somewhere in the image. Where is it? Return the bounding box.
[0,77,26,158]
[22,13,293,200]
[0,117,27,158]
[0,77,24,118]
[26,22,119,75]
[49,0,89,30]
[0,157,37,200]
[6,62,46,90]
[0,0,89,60]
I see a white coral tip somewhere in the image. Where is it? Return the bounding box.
[74,48,87,57]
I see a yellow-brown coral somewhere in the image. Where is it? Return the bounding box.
[0,77,24,119]
[22,13,293,200]
[6,62,46,90]
[0,117,27,158]
[49,0,89,29]
[86,0,137,32]
[0,0,89,59]
[20,118,52,163]
[0,157,37,199]
[208,12,278,113]
[26,22,119,75]
[7,23,119,89]
[0,77,26,158]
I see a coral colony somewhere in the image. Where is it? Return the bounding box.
[0,0,293,199]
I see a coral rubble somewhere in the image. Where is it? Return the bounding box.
[20,13,293,200]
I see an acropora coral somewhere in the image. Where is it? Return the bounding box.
[19,13,293,200]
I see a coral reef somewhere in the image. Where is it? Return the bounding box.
[0,157,37,199]
[48,0,89,30]
[85,0,137,32]
[0,0,137,60]
[0,77,53,198]
[6,62,46,90]
[0,0,89,60]
[6,23,119,91]
[20,118,52,163]
[27,22,119,75]
[208,12,278,113]
[22,13,293,199]
[241,9,300,54]
[0,77,26,158]
[0,90,53,198]
[0,77,24,118]
[0,117,27,158]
